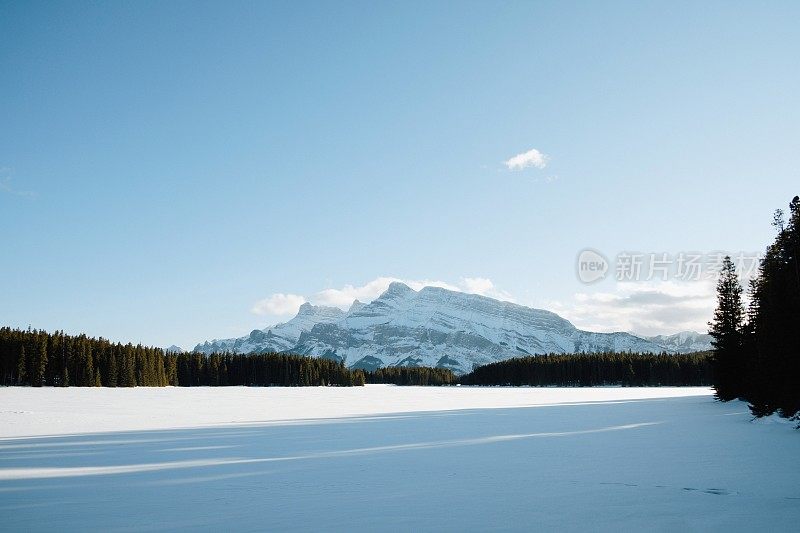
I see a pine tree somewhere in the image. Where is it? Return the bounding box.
[708,256,745,401]
[122,348,137,387]
[34,339,48,387]
[16,345,27,385]
[747,196,800,417]
[107,350,118,387]
[82,345,94,387]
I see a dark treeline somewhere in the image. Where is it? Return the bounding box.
[0,327,365,387]
[710,196,800,419]
[365,366,457,386]
[1,327,168,387]
[173,353,366,386]
[459,352,712,387]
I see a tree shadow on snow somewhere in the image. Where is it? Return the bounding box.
[0,394,795,531]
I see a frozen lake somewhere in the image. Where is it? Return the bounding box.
[1,386,797,531]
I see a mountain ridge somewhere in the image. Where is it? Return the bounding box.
[194,282,711,374]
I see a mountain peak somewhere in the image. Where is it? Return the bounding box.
[374,281,416,303]
[297,302,344,316]
[386,281,413,294]
[348,299,366,313]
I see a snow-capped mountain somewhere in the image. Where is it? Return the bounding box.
[194,302,345,355]
[642,331,712,354]
[163,345,184,353]
[194,282,704,374]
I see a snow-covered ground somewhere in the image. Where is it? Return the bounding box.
[0,386,797,531]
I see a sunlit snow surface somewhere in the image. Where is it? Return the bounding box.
[0,386,798,531]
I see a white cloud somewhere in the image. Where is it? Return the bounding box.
[251,276,516,317]
[251,293,307,316]
[461,277,494,294]
[460,277,516,301]
[504,148,548,171]
[544,280,716,336]
[313,277,411,308]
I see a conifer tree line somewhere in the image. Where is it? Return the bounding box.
[173,352,366,387]
[0,327,366,387]
[459,352,712,387]
[365,366,457,386]
[0,327,168,387]
[709,196,800,419]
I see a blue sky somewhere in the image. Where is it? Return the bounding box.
[2,1,798,348]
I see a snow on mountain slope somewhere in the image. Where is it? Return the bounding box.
[193,303,345,355]
[292,283,668,373]
[643,331,713,353]
[195,282,680,374]
[163,345,184,353]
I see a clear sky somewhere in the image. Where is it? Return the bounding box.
[2,1,798,349]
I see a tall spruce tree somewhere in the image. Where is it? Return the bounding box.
[33,339,47,387]
[709,255,745,401]
[16,344,27,385]
[747,196,800,417]
[107,350,118,387]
